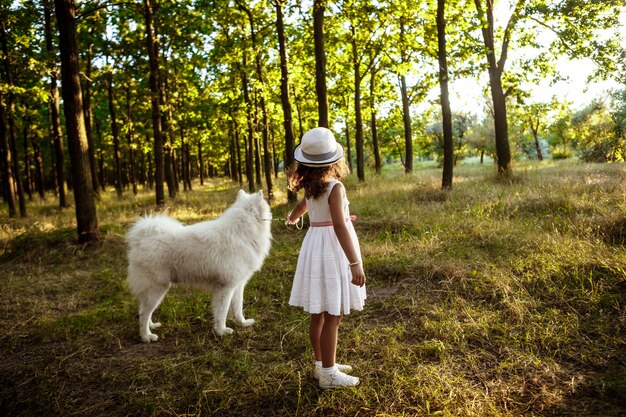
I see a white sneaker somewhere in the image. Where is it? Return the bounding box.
[314,363,353,380]
[319,368,360,389]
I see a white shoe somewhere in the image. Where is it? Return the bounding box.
[319,368,360,389]
[314,363,353,380]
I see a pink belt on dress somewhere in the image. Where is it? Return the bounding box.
[310,215,357,227]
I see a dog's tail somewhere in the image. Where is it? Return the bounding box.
[126,214,184,245]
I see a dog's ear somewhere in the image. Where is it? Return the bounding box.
[256,190,264,199]
[237,189,247,200]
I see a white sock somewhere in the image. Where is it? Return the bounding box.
[315,360,322,368]
[320,365,338,377]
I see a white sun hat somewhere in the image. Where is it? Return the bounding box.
[293,127,344,167]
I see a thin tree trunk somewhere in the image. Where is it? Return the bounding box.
[252,92,262,188]
[144,0,164,206]
[107,73,123,197]
[229,132,237,182]
[345,110,352,172]
[197,140,204,186]
[292,85,303,140]
[400,75,413,173]
[22,122,33,200]
[1,21,26,217]
[275,0,296,202]
[126,83,137,194]
[181,128,191,191]
[44,0,67,208]
[54,0,99,244]
[160,54,176,198]
[370,66,381,175]
[399,19,413,174]
[0,91,16,216]
[351,25,365,182]
[236,0,273,198]
[529,118,543,161]
[233,118,243,185]
[438,0,454,189]
[83,31,98,193]
[313,0,329,128]
[240,60,255,192]
[95,116,106,192]
[32,134,45,199]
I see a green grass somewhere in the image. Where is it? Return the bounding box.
[1,160,625,416]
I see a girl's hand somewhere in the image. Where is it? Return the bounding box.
[350,264,366,287]
[285,212,299,225]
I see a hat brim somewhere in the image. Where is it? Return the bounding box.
[293,143,345,167]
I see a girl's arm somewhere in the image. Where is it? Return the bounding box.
[329,184,366,287]
[286,198,307,225]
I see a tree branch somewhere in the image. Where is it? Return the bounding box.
[527,16,576,55]
[498,0,527,74]
[77,1,141,20]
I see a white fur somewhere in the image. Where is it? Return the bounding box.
[126,189,272,342]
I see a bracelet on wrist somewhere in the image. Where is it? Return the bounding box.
[349,261,361,267]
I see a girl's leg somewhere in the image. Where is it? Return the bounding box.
[310,313,324,361]
[320,312,342,368]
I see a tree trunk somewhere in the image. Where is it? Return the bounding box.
[32,135,45,199]
[233,118,243,185]
[181,128,191,191]
[240,59,255,192]
[144,0,165,206]
[197,140,205,185]
[370,66,381,175]
[22,122,33,200]
[0,91,16,216]
[529,120,543,161]
[275,0,297,202]
[399,19,413,174]
[44,0,67,208]
[474,0,511,174]
[400,75,413,173]
[160,55,177,198]
[1,21,26,217]
[534,134,543,161]
[107,73,123,197]
[345,111,352,172]
[83,32,99,193]
[54,0,99,244]
[236,1,273,199]
[313,0,329,128]
[125,84,138,194]
[438,0,454,189]
[229,132,237,182]
[95,116,106,192]
[351,25,365,182]
[292,84,303,140]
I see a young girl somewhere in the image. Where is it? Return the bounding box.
[285,127,366,389]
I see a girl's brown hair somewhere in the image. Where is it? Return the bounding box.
[288,158,349,199]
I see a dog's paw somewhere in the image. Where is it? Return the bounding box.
[149,322,162,329]
[241,318,255,327]
[141,333,159,343]
[215,326,234,336]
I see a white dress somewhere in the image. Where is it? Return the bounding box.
[289,180,367,315]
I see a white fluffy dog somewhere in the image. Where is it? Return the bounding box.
[126,190,272,342]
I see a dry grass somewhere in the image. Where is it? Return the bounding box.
[1,160,625,416]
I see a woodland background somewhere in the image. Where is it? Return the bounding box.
[0,0,625,242]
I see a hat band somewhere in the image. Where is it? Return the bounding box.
[301,149,338,161]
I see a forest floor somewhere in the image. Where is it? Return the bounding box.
[1,160,625,417]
